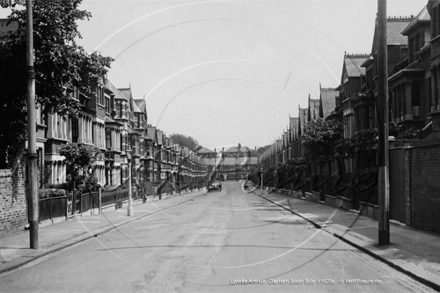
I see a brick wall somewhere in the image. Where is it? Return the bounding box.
[407,144,440,234]
[0,160,27,234]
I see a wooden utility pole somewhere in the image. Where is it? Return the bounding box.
[127,147,133,217]
[377,0,390,246]
[26,0,39,249]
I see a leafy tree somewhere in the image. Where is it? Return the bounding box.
[301,119,345,175]
[169,133,200,151]
[248,166,260,185]
[60,143,101,192]
[255,145,270,155]
[276,157,309,188]
[351,128,378,168]
[334,138,355,175]
[0,0,113,168]
[263,166,275,187]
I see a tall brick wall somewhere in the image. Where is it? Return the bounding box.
[407,144,440,234]
[0,160,28,234]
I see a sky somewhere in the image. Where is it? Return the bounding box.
[0,0,429,150]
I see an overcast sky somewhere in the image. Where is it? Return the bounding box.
[0,0,428,150]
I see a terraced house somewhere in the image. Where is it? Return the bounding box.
[259,2,440,234]
[28,77,209,193]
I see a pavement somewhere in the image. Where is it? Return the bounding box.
[251,188,440,292]
[0,189,207,276]
[1,185,440,292]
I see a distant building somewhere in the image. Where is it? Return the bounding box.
[200,145,259,181]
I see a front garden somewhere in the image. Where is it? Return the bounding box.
[249,119,380,209]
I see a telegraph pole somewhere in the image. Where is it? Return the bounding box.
[127,146,133,217]
[26,0,39,249]
[377,0,390,245]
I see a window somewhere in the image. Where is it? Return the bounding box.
[106,129,111,149]
[97,87,104,105]
[92,122,95,144]
[72,117,79,143]
[105,97,110,114]
[110,95,115,113]
[115,103,122,118]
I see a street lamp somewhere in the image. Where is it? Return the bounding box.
[256,146,263,193]
[4,0,40,250]
[126,144,133,217]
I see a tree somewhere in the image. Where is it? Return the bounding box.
[169,133,200,151]
[0,0,113,168]
[351,128,378,168]
[60,143,101,192]
[301,119,345,175]
[263,166,276,187]
[255,145,271,156]
[334,137,355,175]
[277,157,308,188]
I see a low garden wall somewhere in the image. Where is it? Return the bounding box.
[0,161,27,235]
[273,187,379,221]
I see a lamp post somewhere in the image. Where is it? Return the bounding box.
[256,146,263,193]
[126,144,133,217]
[25,0,38,249]
[377,0,390,245]
[1,0,40,250]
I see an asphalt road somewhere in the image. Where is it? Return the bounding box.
[0,181,432,292]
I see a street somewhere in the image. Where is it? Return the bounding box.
[0,181,432,292]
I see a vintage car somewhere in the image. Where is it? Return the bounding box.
[207,182,222,192]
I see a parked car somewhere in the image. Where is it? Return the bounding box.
[208,181,222,192]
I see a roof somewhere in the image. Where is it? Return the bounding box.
[146,126,156,141]
[134,99,146,113]
[387,18,413,45]
[106,80,127,101]
[127,127,142,136]
[299,107,308,125]
[222,146,253,154]
[361,55,374,68]
[156,130,163,145]
[290,117,299,129]
[344,54,368,77]
[372,17,413,53]
[389,61,425,81]
[309,98,321,120]
[320,87,338,119]
[118,88,132,101]
[104,116,117,124]
[402,6,429,36]
[131,99,142,113]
